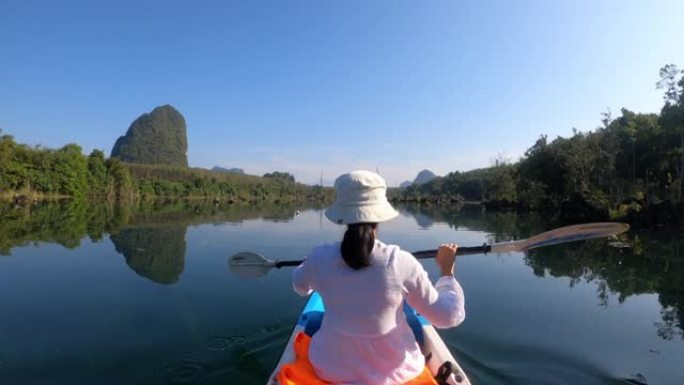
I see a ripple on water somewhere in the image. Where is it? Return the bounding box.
[443,339,650,385]
[204,322,290,351]
[163,323,292,384]
[164,359,204,384]
[205,336,250,351]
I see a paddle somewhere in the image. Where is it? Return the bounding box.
[228,222,629,278]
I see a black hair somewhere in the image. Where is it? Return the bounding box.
[340,223,377,270]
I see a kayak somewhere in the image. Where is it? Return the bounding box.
[267,292,471,385]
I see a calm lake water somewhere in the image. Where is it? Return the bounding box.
[0,201,682,385]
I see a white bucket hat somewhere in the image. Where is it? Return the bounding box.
[325,170,399,225]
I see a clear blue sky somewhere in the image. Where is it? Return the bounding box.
[2,0,683,186]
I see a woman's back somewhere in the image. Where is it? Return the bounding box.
[289,170,465,384]
[297,240,411,336]
[293,240,465,384]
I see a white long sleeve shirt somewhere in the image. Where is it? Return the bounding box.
[292,240,466,385]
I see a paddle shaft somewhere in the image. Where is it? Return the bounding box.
[231,222,628,279]
[414,244,491,258]
[272,244,492,268]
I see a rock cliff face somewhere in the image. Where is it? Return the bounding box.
[111,105,188,166]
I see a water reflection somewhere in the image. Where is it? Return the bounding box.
[521,234,683,341]
[110,226,187,284]
[1,200,682,340]
[0,200,310,253]
[0,200,313,284]
[401,203,684,341]
[398,204,553,243]
[0,200,130,254]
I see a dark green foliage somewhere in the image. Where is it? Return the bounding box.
[263,171,295,183]
[656,65,684,203]
[87,150,108,196]
[0,135,92,198]
[398,65,684,225]
[111,105,188,167]
[0,132,28,191]
[398,166,509,204]
[212,166,245,174]
[53,144,89,199]
[106,157,134,201]
[125,163,316,202]
[0,133,327,203]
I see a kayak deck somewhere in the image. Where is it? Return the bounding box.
[267,292,470,385]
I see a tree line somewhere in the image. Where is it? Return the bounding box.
[0,138,133,201]
[0,133,329,203]
[396,65,684,226]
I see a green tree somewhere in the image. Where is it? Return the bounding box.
[657,64,684,202]
[106,157,133,201]
[53,144,88,199]
[485,162,517,202]
[0,133,27,191]
[263,171,296,183]
[87,150,108,196]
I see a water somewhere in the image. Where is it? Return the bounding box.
[0,202,682,384]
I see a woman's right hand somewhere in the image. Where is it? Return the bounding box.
[435,243,458,277]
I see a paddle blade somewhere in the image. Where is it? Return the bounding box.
[493,222,630,253]
[228,252,276,279]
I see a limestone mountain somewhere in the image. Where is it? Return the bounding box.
[414,169,437,185]
[397,170,437,188]
[111,105,188,166]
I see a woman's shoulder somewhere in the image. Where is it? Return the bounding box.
[309,242,341,260]
[376,240,410,256]
[376,241,420,268]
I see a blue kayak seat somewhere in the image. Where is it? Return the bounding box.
[302,311,324,337]
[300,302,425,348]
[403,300,425,347]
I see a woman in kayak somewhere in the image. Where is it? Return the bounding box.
[292,170,465,384]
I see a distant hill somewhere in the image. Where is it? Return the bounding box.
[111,105,188,167]
[397,170,437,189]
[414,169,437,185]
[212,166,245,174]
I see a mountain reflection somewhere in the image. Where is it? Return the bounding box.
[1,200,681,339]
[110,226,187,284]
[0,200,309,282]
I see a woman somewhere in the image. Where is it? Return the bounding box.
[292,170,466,385]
